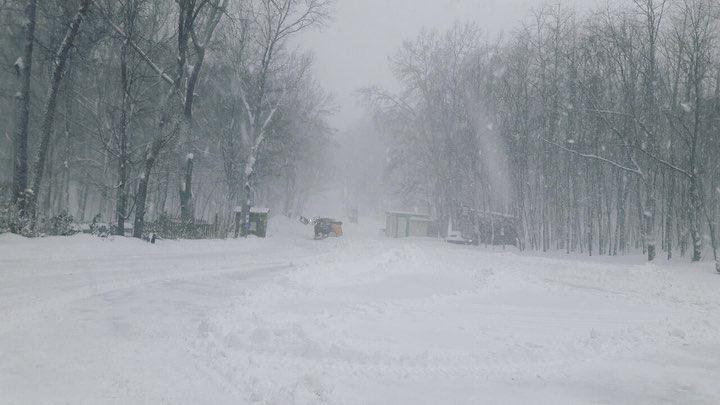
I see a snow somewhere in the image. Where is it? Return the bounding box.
[493,66,507,78]
[386,210,430,218]
[245,155,257,176]
[14,56,24,71]
[1,220,720,404]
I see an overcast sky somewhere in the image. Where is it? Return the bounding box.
[298,0,598,131]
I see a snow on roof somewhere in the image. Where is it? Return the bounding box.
[457,206,516,219]
[386,211,431,219]
[233,207,271,214]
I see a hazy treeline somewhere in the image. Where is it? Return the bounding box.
[365,0,720,266]
[1,0,333,236]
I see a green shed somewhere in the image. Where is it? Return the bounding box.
[385,211,431,238]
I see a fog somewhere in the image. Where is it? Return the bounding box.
[292,0,602,221]
[3,1,720,401]
[299,0,595,130]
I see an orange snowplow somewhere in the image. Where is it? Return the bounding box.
[330,222,343,237]
[299,217,343,239]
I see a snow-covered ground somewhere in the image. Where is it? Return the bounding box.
[1,218,719,404]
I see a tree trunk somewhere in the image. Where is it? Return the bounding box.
[704,207,719,272]
[179,153,195,228]
[133,139,163,238]
[615,173,629,255]
[115,3,134,236]
[645,181,657,262]
[689,177,704,262]
[62,83,73,213]
[239,175,252,237]
[12,0,37,217]
[77,131,90,221]
[43,142,54,217]
[177,91,194,224]
[27,0,91,224]
[177,0,226,225]
[666,168,676,260]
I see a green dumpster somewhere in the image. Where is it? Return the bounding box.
[247,207,269,237]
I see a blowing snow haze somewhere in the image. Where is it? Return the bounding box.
[2,0,720,403]
[299,0,595,130]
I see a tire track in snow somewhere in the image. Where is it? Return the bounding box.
[0,262,294,333]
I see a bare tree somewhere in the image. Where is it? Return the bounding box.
[11,0,37,220]
[235,0,330,236]
[27,0,92,226]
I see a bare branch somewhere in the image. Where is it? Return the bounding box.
[542,138,643,176]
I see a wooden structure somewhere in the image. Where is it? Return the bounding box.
[144,213,222,240]
[454,206,519,247]
[385,211,431,238]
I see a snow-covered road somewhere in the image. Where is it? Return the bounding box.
[1,220,719,404]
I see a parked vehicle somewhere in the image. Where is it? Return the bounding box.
[446,231,474,245]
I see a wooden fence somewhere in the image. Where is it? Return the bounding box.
[144,214,226,240]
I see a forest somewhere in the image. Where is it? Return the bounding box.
[2,0,720,269]
[364,0,720,268]
[0,0,334,239]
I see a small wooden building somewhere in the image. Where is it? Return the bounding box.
[454,206,519,247]
[385,211,431,238]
